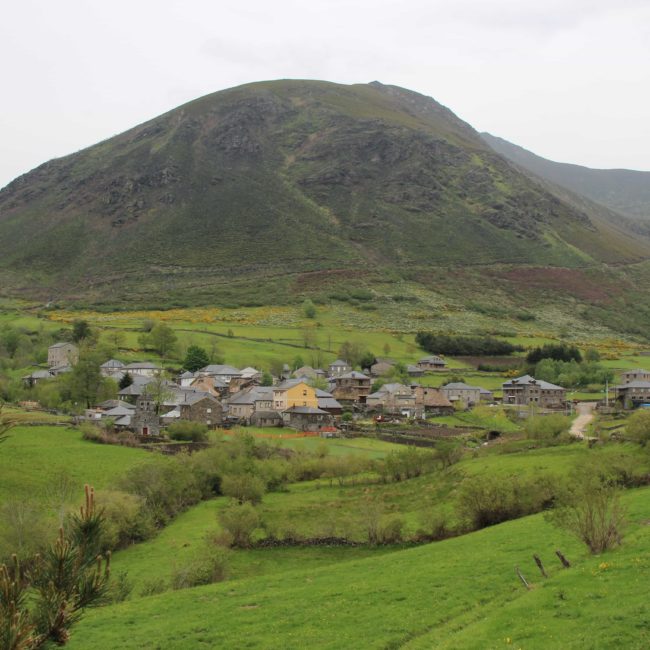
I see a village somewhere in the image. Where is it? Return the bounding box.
[20,339,650,440]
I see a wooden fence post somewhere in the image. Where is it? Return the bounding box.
[533,554,548,578]
[516,566,531,590]
[555,550,571,568]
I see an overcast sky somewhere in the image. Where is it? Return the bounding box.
[2,0,649,189]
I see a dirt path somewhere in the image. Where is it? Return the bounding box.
[570,402,597,439]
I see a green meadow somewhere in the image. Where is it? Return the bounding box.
[67,486,650,650]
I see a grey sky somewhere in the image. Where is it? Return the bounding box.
[2,0,649,189]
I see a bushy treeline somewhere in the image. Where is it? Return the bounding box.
[415,332,522,356]
[534,359,614,388]
[526,343,582,364]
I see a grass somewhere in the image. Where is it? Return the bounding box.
[68,486,650,649]
[0,425,147,505]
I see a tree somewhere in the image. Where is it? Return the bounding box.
[69,349,105,408]
[0,486,112,648]
[71,320,92,343]
[143,374,173,415]
[359,351,377,371]
[302,328,317,349]
[302,299,316,319]
[260,372,273,387]
[0,327,22,358]
[118,372,133,390]
[218,502,260,548]
[183,345,210,372]
[148,323,178,358]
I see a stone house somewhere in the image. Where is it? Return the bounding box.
[332,371,371,403]
[198,364,242,384]
[502,375,566,408]
[370,360,394,377]
[227,386,274,423]
[177,394,223,427]
[366,383,422,417]
[615,381,650,409]
[100,359,125,378]
[439,382,482,407]
[620,369,650,384]
[282,406,334,432]
[412,385,454,415]
[416,355,446,371]
[131,394,163,436]
[328,359,351,378]
[315,389,343,416]
[123,361,161,378]
[47,342,79,368]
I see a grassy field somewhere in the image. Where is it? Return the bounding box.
[101,441,641,594]
[0,425,147,505]
[68,486,650,649]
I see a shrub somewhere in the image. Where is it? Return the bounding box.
[167,421,209,442]
[139,578,168,597]
[456,474,557,531]
[218,502,260,548]
[524,414,571,440]
[417,510,450,541]
[171,547,230,589]
[626,409,650,446]
[95,490,155,550]
[220,474,266,504]
[548,475,626,554]
[378,515,405,544]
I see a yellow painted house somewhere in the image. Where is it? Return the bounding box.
[273,380,318,411]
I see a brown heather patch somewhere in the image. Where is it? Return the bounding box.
[489,267,620,304]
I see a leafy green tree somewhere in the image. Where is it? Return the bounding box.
[148,323,178,358]
[260,371,273,387]
[71,319,92,343]
[302,299,316,319]
[359,351,377,371]
[69,349,105,408]
[0,327,22,358]
[183,345,210,372]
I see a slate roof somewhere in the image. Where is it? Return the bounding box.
[284,406,330,415]
[101,359,125,369]
[615,381,650,389]
[442,382,481,390]
[502,375,564,390]
[338,371,369,380]
[201,364,242,376]
[329,360,349,367]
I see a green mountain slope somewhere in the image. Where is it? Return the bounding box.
[1,80,650,309]
[481,132,650,221]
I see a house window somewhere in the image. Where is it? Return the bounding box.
[207,408,212,413]
[303,390,307,396]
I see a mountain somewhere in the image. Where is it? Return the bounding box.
[481,132,650,221]
[1,79,650,323]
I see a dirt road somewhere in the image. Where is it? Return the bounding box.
[570,402,597,439]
